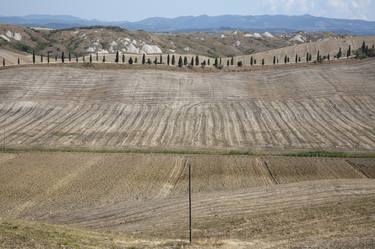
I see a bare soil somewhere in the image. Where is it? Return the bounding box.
[1,59,375,152]
[0,152,374,248]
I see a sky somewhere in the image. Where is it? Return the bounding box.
[0,0,374,21]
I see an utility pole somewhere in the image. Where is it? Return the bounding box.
[188,162,192,244]
[3,128,5,152]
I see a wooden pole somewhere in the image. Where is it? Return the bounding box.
[3,128,5,151]
[189,162,192,244]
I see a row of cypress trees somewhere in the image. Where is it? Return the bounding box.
[4,42,371,68]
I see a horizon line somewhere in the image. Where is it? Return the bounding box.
[0,13,374,23]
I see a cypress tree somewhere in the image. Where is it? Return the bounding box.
[154,57,158,65]
[115,51,119,63]
[190,57,194,66]
[273,56,276,65]
[47,53,50,64]
[250,56,253,66]
[147,58,152,64]
[102,55,106,63]
[178,56,183,67]
[55,55,57,62]
[254,59,257,65]
[195,55,199,66]
[231,57,234,66]
[309,54,312,61]
[172,55,176,65]
[208,59,210,66]
[317,50,320,62]
[83,56,85,62]
[142,54,146,65]
[122,54,125,63]
[306,52,309,62]
[284,55,287,64]
[62,52,65,63]
[40,54,43,63]
[327,54,330,61]
[167,54,170,65]
[227,60,230,66]
[214,58,218,67]
[135,57,138,64]
[219,57,222,65]
[337,48,342,58]
[262,58,265,66]
[362,41,366,53]
[347,45,351,57]
[32,51,35,64]
[90,54,93,63]
[128,57,133,64]
[184,56,188,66]
[160,55,163,64]
[298,56,301,62]
[18,58,20,65]
[68,52,71,62]
[295,54,298,63]
[277,58,279,64]
[76,56,78,63]
[2,58,5,67]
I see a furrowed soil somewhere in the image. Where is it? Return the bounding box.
[0,152,375,248]
[1,59,375,152]
[1,59,375,248]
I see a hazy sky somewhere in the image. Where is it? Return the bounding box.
[0,0,374,21]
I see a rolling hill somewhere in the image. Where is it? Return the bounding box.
[1,14,375,34]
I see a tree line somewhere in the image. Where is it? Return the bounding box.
[3,43,374,68]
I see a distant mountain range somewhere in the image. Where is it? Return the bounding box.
[1,14,375,35]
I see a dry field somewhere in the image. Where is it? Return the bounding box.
[0,48,33,65]
[0,151,374,249]
[1,59,375,152]
[1,55,375,248]
[236,36,375,65]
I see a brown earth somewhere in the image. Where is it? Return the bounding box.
[1,59,375,152]
[0,152,374,249]
[1,47,375,249]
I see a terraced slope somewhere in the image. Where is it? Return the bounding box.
[0,152,374,248]
[1,59,375,152]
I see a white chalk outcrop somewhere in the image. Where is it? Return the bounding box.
[262,32,274,38]
[141,44,162,54]
[290,34,305,43]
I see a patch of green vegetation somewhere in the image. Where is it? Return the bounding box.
[35,42,49,52]
[284,151,375,158]
[1,146,375,158]
[12,42,33,53]
[0,146,253,156]
[355,41,375,59]
[0,38,8,46]
[0,219,100,249]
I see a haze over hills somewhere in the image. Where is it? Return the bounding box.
[1,14,375,34]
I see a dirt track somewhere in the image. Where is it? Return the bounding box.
[1,59,375,152]
[0,152,374,248]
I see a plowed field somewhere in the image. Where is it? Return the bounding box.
[1,59,375,152]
